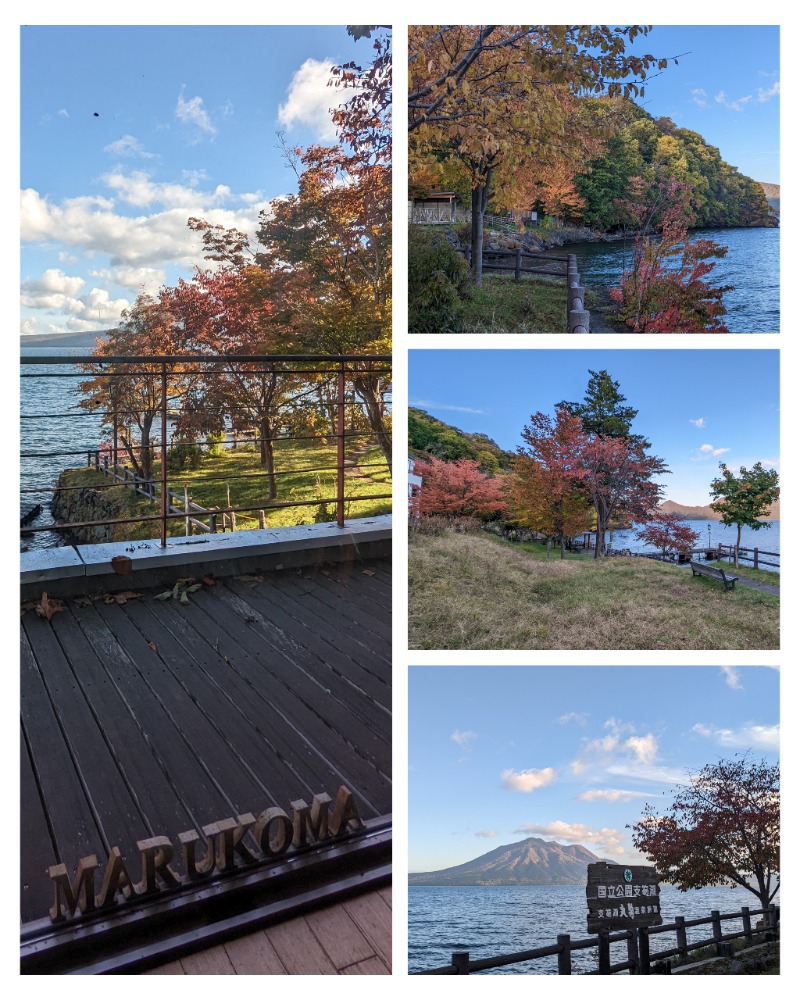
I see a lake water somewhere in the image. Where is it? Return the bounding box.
[604,518,780,572]
[21,347,106,548]
[561,227,779,333]
[408,883,777,974]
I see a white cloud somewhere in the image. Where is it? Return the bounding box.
[557,711,589,725]
[624,734,658,765]
[698,443,730,459]
[571,719,661,777]
[501,767,555,792]
[690,89,708,108]
[475,829,498,838]
[692,722,779,751]
[515,821,627,857]
[689,417,705,428]
[757,81,780,102]
[88,265,166,296]
[175,89,217,138]
[577,788,646,802]
[104,135,157,159]
[411,400,486,414]
[720,666,743,690]
[715,91,753,112]
[451,730,477,748]
[57,108,69,119]
[278,57,354,141]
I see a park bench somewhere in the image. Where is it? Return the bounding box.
[690,561,738,591]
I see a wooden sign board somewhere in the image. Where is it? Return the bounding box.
[586,862,662,933]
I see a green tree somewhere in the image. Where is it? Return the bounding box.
[558,369,647,445]
[709,462,780,568]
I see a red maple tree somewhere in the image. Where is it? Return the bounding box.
[630,755,779,911]
[635,510,700,557]
[414,456,507,519]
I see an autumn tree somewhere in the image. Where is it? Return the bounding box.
[709,462,780,568]
[580,433,668,557]
[610,176,733,332]
[78,292,184,484]
[414,455,507,520]
[510,409,593,558]
[630,755,779,911]
[409,26,675,285]
[635,510,700,557]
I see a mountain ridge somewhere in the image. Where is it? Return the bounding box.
[409,836,608,886]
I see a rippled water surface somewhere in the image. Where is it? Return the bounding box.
[408,883,776,974]
[561,227,779,333]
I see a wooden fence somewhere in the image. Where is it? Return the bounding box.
[88,451,250,535]
[459,248,590,332]
[412,904,779,975]
[716,543,780,570]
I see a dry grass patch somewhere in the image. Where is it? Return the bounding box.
[408,529,779,650]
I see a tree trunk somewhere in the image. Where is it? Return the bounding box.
[469,171,492,288]
[259,415,277,500]
[353,375,391,465]
[735,523,742,569]
[560,534,566,560]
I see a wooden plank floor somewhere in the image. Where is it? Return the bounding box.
[143,885,392,975]
[21,559,391,925]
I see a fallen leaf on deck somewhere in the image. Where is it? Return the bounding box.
[36,592,64,621]
[362,568,375,576]
[202,576,216,586]
[148,641,158,653]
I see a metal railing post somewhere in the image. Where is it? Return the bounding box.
[336,361,345,528]
[160,362,168,548]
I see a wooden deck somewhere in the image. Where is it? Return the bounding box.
[21,557,391,966]
[144,885,392,974]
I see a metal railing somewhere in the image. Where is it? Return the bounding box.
[413,904,779,975]
[21,353,391,548]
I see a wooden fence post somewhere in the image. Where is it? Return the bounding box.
[638,927,650,975]
[675,915,688,961]
[711,910,723,955]
[741,906,752,943]
[626,930,640,974]
[598,932,611,975]
[452,951,470,974]
[557,934,571,975]
[766,904,778,941]
[753,547,759,570]
[258,510,266,529]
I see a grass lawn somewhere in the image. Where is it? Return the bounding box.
[459,274,569,332]
[408,528,779,650]
[63,440,391,541]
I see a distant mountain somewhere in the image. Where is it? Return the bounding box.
[409,836,606,886]
[20,331,108,350]
[660,499,780,521]
[759,182,779,216]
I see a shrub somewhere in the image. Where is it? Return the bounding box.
[167,441,203,471]
[206,430,226,457]
[408,224,470,332]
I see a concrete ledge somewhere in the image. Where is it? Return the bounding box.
[21,516,391,600]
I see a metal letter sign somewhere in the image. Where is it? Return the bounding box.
[586,862,662,933]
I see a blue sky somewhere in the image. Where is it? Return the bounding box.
[621,25,780,184]
[20,25,374,337]
[409,349,779,506]
[408,664,779,872]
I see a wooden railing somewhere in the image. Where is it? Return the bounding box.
[412,904,779,975]
[459,248,590,332]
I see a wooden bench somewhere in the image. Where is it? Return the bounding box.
[690,561,738,591]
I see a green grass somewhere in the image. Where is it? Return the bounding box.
[706,559,780,586]
[409,527,779,650]
[62,440,391,542]
[459,274,568,332]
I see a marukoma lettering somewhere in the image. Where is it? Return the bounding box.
[48,786,364,922]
